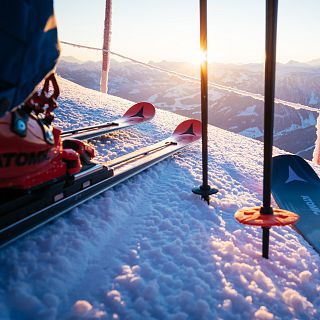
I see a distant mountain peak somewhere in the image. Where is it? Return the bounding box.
[286,60,307,66]
[307,58,320,66]
[60,56,82,64]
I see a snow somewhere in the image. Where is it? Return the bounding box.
[0,77,320,319]
[313,114,320,164]
[309,91,319,105]
[129,88,140,95]
[239,127,263,138]
[237,105,258,117]
[274,111,317,138]
[147,93,159,103]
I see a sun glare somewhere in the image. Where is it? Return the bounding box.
[189,50,207,65]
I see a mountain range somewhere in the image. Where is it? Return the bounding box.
[56,57,320,159]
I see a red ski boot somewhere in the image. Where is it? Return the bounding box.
[0,74,83,189]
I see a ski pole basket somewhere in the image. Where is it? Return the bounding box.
[235,207,299,227]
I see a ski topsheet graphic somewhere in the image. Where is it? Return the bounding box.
[0,119,201,248]
[61,102,155,140]
[272,155,320,254]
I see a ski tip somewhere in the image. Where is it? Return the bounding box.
[172,119,202,140]
[123,102,156,120]
[273,154,320,185]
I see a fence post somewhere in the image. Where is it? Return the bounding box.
[101,0,112,93]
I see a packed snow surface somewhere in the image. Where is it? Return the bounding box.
[0,77,319,320]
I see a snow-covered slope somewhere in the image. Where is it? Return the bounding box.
[0,77,319,320]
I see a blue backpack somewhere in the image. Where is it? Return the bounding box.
[0,0,60,117]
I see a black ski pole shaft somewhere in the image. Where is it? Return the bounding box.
[200,0,209,192]
[262,227,270,259]
[261,0,278,259]
[263,0,278,210]
[192,0,218,202]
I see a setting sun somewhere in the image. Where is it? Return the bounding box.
[189,49,207,65]
[198,50,207,65]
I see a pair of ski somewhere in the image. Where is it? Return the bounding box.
[0,102,201,247]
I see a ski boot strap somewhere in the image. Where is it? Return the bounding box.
[24,73,60,124]
[11,73,60,143]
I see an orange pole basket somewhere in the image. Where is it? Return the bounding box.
[235,207,299,227]
[235,206,299,259]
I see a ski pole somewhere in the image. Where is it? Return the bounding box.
[192,0,218,203]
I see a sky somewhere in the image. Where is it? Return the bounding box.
[55,0,320,64]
